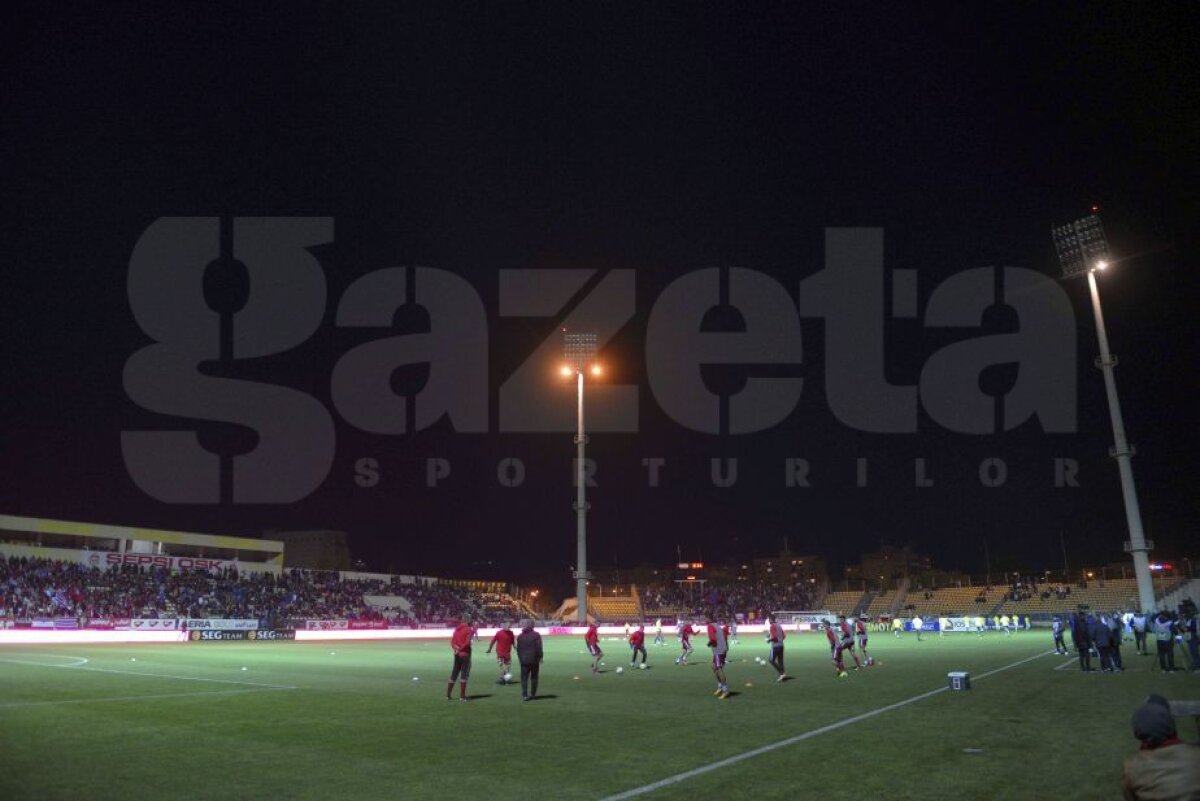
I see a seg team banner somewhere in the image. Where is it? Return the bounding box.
[189,629,296,641]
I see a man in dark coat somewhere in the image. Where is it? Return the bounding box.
[1069,610,1093,672]
[515,619,544,701]
[1108,612,1125,671]
[1091,613,1114,672]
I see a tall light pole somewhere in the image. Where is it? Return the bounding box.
[1052,212,1156,613]
[562,331,600,623]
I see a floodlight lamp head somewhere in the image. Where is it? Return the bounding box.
[563,331,598,373]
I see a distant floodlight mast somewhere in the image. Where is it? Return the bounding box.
[1051,212,1156,614]
[563,331,599,623]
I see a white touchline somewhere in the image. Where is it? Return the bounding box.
[0,687,294,710]
[1053,658,1076,671]
[599,649,1055,801]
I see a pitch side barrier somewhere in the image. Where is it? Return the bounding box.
[0,622,827,645]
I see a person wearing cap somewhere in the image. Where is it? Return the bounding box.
[1121,694,1200,800]
[515,619,544,701]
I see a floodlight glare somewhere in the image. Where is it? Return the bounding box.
[560,365,573,377]
[590,364,602,377]
[1094,260,1108,271]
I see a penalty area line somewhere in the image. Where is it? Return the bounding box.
[0,655,89,668]
[599,649,1056,801]
[0,686,294,710]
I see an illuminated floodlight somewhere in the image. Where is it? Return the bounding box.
[563,331,597,373]
[1051,213,1111,279]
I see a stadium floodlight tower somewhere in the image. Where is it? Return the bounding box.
[561,331,601,623]
[1051,212,1156,614]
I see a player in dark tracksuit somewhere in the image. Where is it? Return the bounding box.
[515,620,543,701]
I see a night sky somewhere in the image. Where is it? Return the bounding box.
[1,4,1196,591]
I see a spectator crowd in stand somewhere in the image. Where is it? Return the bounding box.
[0,556,520,627]
[639,580,816,620]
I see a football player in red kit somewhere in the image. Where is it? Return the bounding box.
[707,615,731,698]
[629,623,648,667]
[585,622,603,676]
[486,622,516,684]
[854,616,874,666]
[447,617,474,701]
[823,619,848,678]
[676,620,696,665]
[837,615,863,670]
[766,613,787,681]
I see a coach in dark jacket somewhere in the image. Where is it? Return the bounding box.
[515,619,544,701]
[1069,612,1093,672]
[1107,613,1125,670]
[1091,614,1114,671]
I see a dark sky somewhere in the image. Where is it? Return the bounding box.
[1,4,1197,591]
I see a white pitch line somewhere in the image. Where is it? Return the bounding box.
[0,655,295,689]
[599,649,1055,801]
[0,686,293,710]
[0,655,89,668]
[61,664,297,689]
[1054,657,1077,671]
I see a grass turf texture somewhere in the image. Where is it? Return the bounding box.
[1,632,1195,801]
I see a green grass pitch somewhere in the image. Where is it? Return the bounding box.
[1,631,1194,800]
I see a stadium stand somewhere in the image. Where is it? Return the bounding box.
[587,596,643,623]
[639,581,818,621]
[821,590,866,615]
[0,556,524,627]
[864,590,899,618]
[995,578,1146,617]
[899,585,1002,618]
